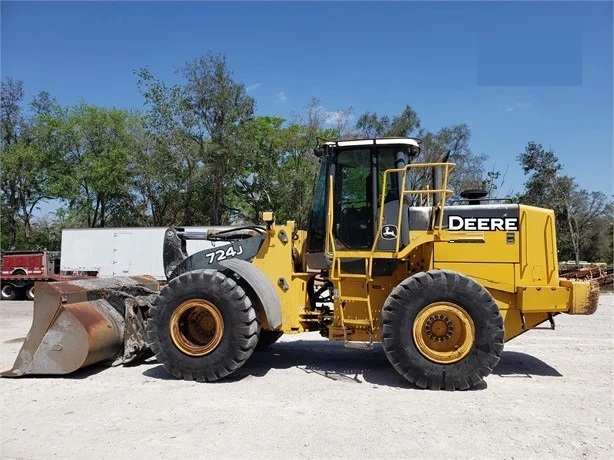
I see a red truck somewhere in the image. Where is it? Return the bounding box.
[1,250,66,300]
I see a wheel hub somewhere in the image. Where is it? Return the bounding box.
[170,299,224,357]
[413,302,475,364]
[425,315,455,341]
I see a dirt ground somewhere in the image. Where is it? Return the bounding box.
[0,295,612,460]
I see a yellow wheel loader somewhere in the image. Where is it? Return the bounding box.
[3,138,599,390]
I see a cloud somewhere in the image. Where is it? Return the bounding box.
[314,103,354,127]
[505,102,532,112]
[323,110,350,126]
[246,83,261,92]
[275,91,287,103]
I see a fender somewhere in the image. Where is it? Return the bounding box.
[218,259,283,331]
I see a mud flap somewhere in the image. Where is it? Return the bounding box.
[1,276,159,377]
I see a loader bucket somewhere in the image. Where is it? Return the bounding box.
[1,276,158,378]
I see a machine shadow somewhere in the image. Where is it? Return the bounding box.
[494,350,562,378]
[141,362,180,381]
[142,340,416,388]
[9,363,113,380]
[242,341,415,389]
[142,342,562,387]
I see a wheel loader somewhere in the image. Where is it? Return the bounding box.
[2,137,599,390]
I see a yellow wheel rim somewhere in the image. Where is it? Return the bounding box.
[413,302,475,364]
[169,299,224,357]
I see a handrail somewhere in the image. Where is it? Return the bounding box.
[373,162,456,254]
[325,174,336,263]
[326,162,456,267]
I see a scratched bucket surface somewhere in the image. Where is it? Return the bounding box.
[1,276,159,378]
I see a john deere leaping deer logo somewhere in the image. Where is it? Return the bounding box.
[381,225,398,240]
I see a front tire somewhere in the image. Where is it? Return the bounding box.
[146,269,259,382]
[381,270,504,390]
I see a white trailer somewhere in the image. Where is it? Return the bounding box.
[60,227,229,281]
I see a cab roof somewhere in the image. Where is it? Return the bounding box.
[323,137,421,148]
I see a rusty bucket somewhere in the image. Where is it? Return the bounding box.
[2,276,158,377]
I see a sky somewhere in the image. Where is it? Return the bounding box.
[2,0,613,211]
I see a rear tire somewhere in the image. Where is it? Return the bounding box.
[1,284,16,301]
[255,330,283,350]
[146,269,259,382]
[25,285,35,301]
[381,270,504,390]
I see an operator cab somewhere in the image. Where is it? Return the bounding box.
[305,138,421,271]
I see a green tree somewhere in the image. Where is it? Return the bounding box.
[231,98,352,228]
[235,116,287,224]
[355,105,420,138]
[41,103,142,227]
[518,141,613,265]
[182,53,255,224]
[417,124,489,199]
[135,68,206,226]
[137,53,255,226]
[277,98,349,228]
[0,78,55,249]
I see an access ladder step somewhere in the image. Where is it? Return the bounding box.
[339,296,369,303]
[343,319,372,327]
[338,273,372,280]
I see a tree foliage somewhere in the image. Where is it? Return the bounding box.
[235,98,345,228]
[355,105,420,138]
[37,103,142,227]
[1,78,55,248]
[136,53,255,226]
[517,141,613,264]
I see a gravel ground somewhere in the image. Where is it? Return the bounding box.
[0,294,612,460]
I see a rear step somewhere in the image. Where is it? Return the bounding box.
[344,340,374,350]
[343,326,374,350]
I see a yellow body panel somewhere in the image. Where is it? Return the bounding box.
[252,224,308,333]
[435,230,519,264]
[516,205,559,286]
[433,262,516,293]
[517,286,571,313]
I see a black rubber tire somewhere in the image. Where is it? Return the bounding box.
[25,285,35,301]
[255,330,283,350]
[146,269,259,382]
[1,284,17,301]
[381,270,504,390]
[12,269,26,276]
